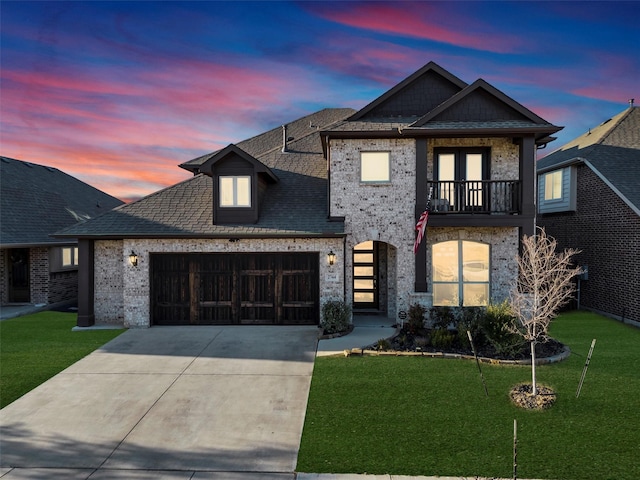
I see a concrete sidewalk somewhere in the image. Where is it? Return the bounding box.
[316,315,397,356]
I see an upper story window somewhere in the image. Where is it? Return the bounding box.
[544,170,563,200]
[538,166,576,214]
[360,152,390,183]
[220,176,251,207]
[432,240,490,307]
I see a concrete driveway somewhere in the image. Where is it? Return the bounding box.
[0,325,318,479]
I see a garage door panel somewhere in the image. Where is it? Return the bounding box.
[151,253,318,325]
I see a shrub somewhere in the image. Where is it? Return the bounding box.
[431,329,456,350]
[407,304,427,334]
[429,306,456,330]
[455,306,486,348]
[376,338,391,351]
[481,301,525,357]
[321,300,351,334]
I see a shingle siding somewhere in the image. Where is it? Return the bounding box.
[538,165,640,323]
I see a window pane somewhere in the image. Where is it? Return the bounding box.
[544,170,562,200]
[73,247,79,266]
[236,176,251,206]
[433,284,459,306]
[462,241,489,282]
[354,266,374,276]
[354,241,374,250]
[62,248,72,266]
[466,154,483,181]
[433,241,458,282]
[354,253,373,263]
[354,292,374,303]
[463,284,489,306]
[354,279,374,289]
[220,177,234,206]
[361,152,390,182]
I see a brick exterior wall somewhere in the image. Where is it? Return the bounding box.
[94,238,343,327]
[48,270,78,304]
[538,165,640,323]
[30,247,49,305]
[0,249,7,304]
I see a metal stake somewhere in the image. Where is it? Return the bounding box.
[576,338,596,398]
[467,330,488,397]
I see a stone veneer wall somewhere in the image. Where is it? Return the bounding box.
[94,238,344,327]
[94,240,125,325]
[330,138,414,319]
[48,270,78,304]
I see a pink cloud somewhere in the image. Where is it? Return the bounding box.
[306,2,525,54]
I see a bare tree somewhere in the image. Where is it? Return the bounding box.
[508,227,583,395]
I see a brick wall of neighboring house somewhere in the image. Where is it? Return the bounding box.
[48,270,78,304]
[94,238,344,327]
[30,247,49,304]
[538,165,640,324]
[0,249,7,304]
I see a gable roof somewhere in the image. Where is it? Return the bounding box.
[199,143,279,183]
[1,156,123,247]
[56,108,355,239]
[537,106,640,215]
[348,61,467,121]
[325,63,561,145]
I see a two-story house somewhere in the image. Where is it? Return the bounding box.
[57,62,561,328]
[537,106,639,325]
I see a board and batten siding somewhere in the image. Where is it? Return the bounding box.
[538,166,577,214]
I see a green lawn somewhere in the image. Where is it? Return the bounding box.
[0,312,125,408]
[298,311,640,479]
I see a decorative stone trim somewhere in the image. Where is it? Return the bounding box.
[341,345,571,365]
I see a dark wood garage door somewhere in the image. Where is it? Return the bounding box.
[151,253,319,325]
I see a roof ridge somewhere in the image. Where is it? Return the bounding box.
[596,106,635,146]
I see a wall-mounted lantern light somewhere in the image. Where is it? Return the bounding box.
[129,251,138,267]
[328,250,336,266]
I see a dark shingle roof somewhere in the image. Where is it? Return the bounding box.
[1,157,123,246]
[56,108,354,239]
[537,107,640,213]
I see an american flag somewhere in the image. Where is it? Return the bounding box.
[413,207,429,255]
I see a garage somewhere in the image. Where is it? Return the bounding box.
[150,253,319,325]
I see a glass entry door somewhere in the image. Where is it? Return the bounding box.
[353,241,378,309]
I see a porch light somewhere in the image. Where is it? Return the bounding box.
[129,251,138,267]
[328,250,336,266]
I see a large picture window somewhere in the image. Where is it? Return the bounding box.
[220,176,251,207]
[432,240,490,306]
[360,152,390,183]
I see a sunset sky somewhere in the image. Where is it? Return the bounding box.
[1,1,638,202]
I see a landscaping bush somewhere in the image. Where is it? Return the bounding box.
[455,306,485,348]
[320,300,351,334]
[407,303,427,334]
[429,306,456,330]
[480,301,526,357]
[431,328,456,350]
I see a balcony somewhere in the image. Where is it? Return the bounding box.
[426,180,521,215]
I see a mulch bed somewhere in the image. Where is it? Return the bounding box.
[510,383,557,410]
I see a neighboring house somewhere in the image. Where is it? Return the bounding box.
[56,62,561,328]
[537,106,640,325]
[0,157,123,307]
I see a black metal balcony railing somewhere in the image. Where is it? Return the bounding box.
[426,180,521,214]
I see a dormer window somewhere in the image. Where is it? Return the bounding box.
[220,176,251,207]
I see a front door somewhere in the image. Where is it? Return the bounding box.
[8,248,30,303]
[353,241,378,310]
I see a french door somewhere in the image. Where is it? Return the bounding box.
[435,148,489,211]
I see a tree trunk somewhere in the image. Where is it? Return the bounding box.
[531,340,537,396]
